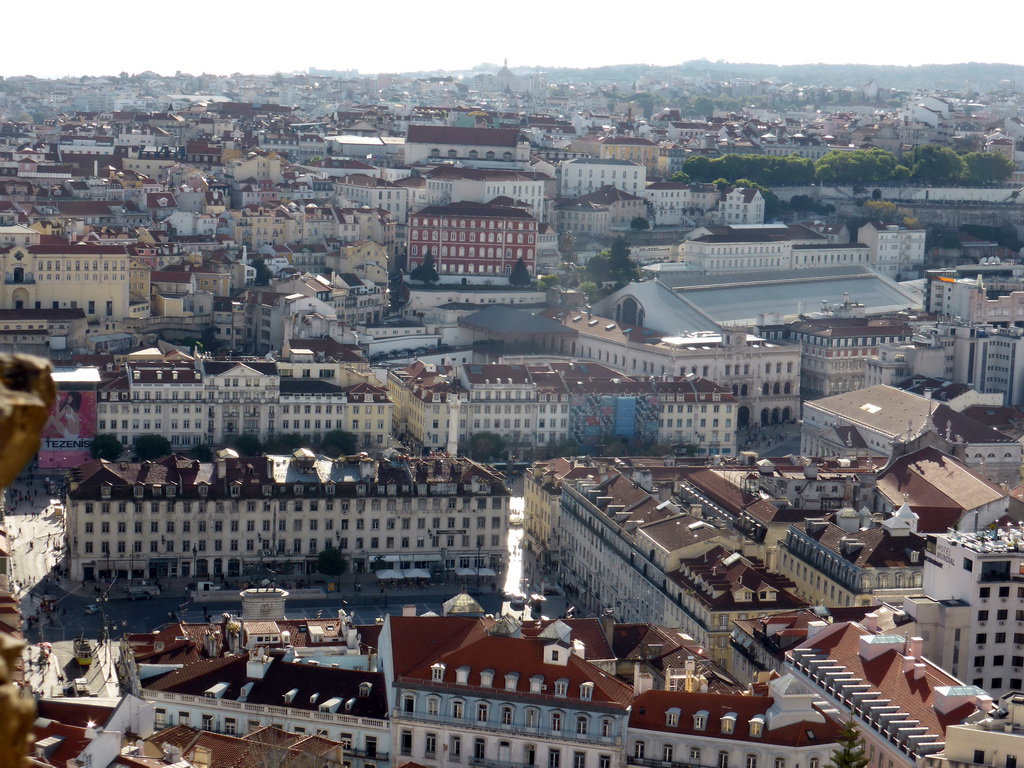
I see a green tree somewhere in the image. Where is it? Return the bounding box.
[252,257,272,286]
[409,252,440,284]
[904,144,967,184]
[135,434,172,460]
[90,434,123,461]
[264,432,306,453]
[190,443,213,462]
[691,96,714,118]
[508,258,532,286]
[683,155,714,182]
[232,433,263,457]
[607,236,639,284]
[630,216,650,231]
[322,429,357,456]
[669,171,690,183]
[578,281,601,303]
[829,721,869,768]
[538,274,560,289]
[468,431,506,462]
[557,230,577,264]
[863,200,900,221]
[316,547,348,591]
[962,151,1015,184]
[545,438,581,460]
[815,149,898,184]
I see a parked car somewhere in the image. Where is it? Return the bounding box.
[126,588,153,601]
[84,604,99,615]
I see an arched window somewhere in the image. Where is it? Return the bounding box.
[634,742,646,759]
[762,383,769,395]
[784,382,791,394]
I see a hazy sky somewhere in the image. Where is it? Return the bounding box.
[10,1,1022,79]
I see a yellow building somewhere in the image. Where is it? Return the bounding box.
[129,257,151,302]
[328,240,389,284]
[0,242,134,319]
[599,136,660,174]
[522,457,599,569]
[386,361,465,452]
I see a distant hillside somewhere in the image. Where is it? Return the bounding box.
[460,60,1024,93]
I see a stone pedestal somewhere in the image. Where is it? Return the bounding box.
[240,588,289,620]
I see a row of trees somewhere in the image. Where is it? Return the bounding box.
[89,429,361,462]
[677,146,1015,187]
[410,254,534,287]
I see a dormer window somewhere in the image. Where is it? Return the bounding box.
[579,682,594,701]
[666,708,681,727]
[198,485,208,497]
[530,675,544,693]
[456,665,470,685]
[554,679,568,697]
[134,485,144,498]
[358,682,372,697]
[749,715,765,737]
[721,713,737,734]
[693,710,708,730]
[479,669,494,688]
[504,672,519,692]
[431,663,445,682]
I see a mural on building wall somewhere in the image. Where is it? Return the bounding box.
[569,393,659,447]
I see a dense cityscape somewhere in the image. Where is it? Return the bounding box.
[2,58,1024,768]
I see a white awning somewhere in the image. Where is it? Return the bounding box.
[375,569,404,580]
[477,567,497,577]
[455,567,476,577]
[405,568,431,579]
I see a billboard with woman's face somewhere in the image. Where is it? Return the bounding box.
[39,389,97,469]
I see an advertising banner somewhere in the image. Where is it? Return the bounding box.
[39,389,97,469]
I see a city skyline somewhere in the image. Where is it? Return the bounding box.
[10,0,1024,80]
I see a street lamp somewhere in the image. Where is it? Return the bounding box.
[192,547,198,583]
[96,593,111,644]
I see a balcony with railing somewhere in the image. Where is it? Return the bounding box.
[396,707,619,747]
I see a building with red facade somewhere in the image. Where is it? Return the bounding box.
[407,201,537,279]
